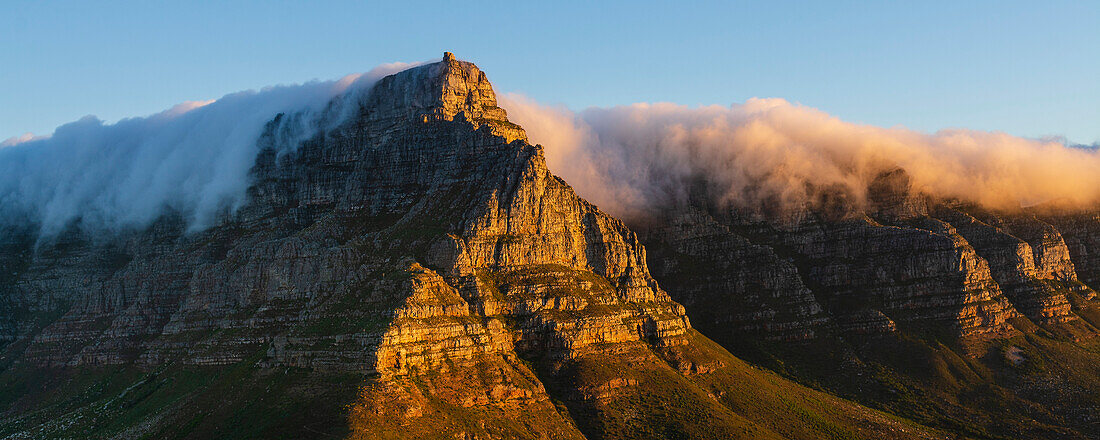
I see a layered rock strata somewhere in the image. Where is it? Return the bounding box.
[0,54,687,374]
[642,168,1100,342]
[0,54,940,439]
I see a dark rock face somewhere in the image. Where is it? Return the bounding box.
[642,207,829,342]
[638,167,1100,440]
[0,56,940,439]
[642,167,1100,342]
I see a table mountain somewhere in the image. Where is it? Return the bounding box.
[0,54,944,439]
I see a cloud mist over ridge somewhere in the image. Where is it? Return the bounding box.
[0,61,425,239]
[5,57,1097,241]
[500,94,1100,221]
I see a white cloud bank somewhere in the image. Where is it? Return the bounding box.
[500,94,1100,221]
[6,60,1095,239]
[0,61,422,238]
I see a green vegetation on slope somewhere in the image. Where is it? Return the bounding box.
[0,354,362,439]
[721,323,1100,439]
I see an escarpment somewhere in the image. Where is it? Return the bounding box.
[0,54,944,440]
[637,166,1100,439]
[2,54,685,371]
[642,167,1100,342]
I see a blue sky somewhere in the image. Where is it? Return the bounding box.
[2,1,1097,144]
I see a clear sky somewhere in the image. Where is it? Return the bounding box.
[2,1,1097,144]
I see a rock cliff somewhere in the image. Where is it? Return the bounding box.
[638,167,1100,439]
[643,167,1100,341]
[0,54,941,439]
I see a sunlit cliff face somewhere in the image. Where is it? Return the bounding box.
[501,94,1100,221]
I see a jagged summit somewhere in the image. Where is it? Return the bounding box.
[363,51,526,142]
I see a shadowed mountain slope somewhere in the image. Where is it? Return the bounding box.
[638,168,1100,439]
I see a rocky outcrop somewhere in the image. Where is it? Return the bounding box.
[0,54,942,439]
[930,205,1087,324]
[1035,209,1100,292]
[642,207,829,342]
[634,168,1100,440]
[0,54,689,376]
[641,167,1100,342]
[645,210,1017,339]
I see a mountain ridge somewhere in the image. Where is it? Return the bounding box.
[637,166,1100,438]
[0,54,948,439]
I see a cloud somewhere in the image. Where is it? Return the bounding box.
[0,61,425,239]
[1,133,45,148]
[499,94,1100,221]
[161,100,216,118]
[7,59,1092,241]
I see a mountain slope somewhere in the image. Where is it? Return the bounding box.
[639,168,1100,438]
[0,54,941,439]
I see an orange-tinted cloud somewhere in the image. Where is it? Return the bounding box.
[500,94,1100,220]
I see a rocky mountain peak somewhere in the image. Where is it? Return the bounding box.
[362,52,526,142]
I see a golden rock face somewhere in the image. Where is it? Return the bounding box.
[3,55,1100,439]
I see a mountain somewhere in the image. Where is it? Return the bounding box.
[0,54,945,439]
[638,167,1100,438]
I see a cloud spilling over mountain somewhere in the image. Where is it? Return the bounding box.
[5,61,1096,240]
[501,94,1100,220]
[0,61,424,238]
